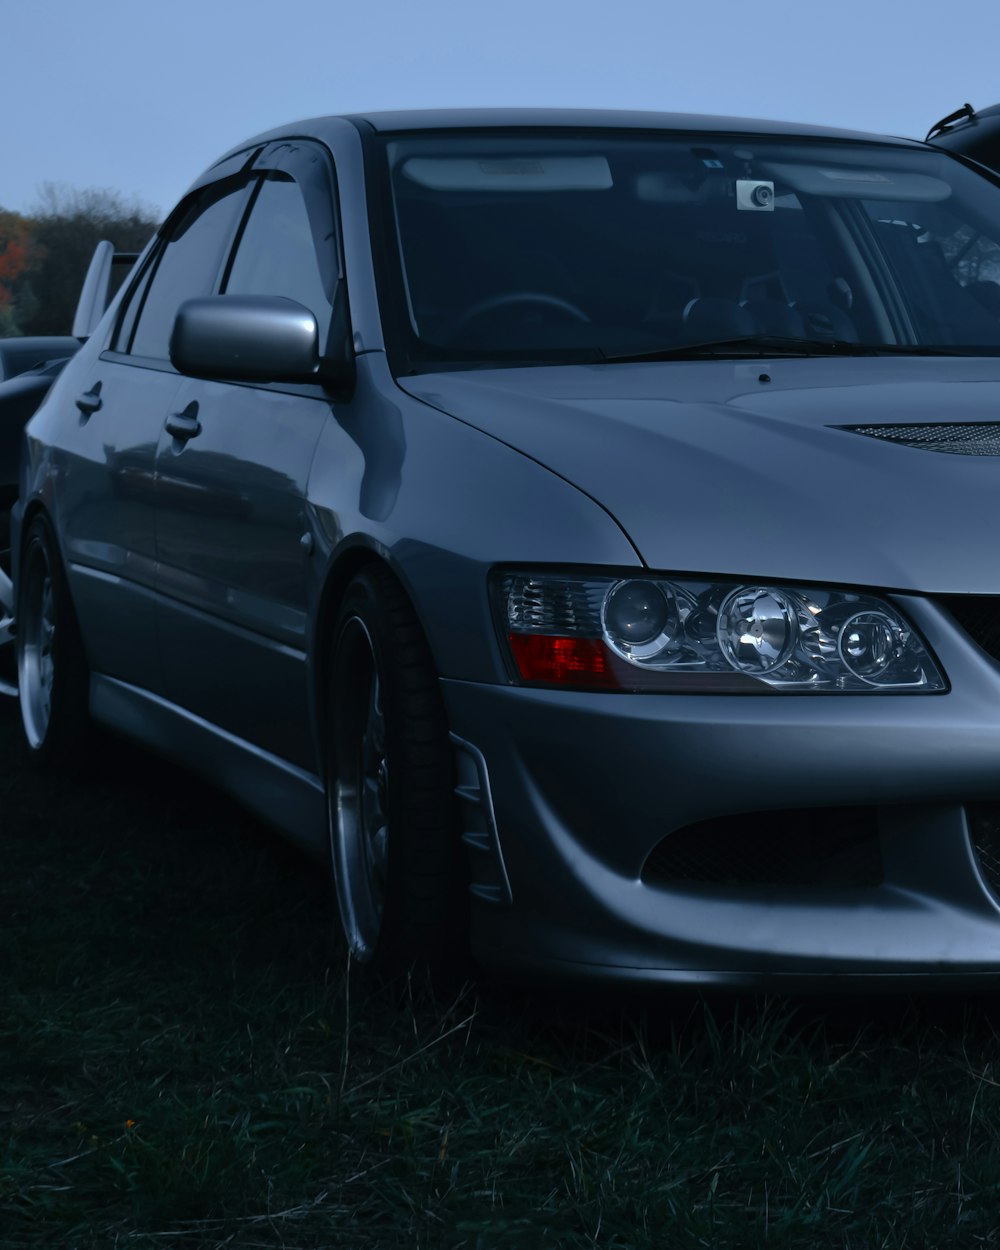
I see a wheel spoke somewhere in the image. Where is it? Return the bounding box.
[368,671,385,753]
[16,520,91,760]
[361,774,380,835]
[370,823,389,882]
[330,614,391,961]
[19,550,57,748]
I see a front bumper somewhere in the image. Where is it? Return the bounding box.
[442,595,1000,987]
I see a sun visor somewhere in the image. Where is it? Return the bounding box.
[399,156,613,191]
[762,164,952,202]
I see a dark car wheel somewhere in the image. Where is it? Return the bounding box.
[327,566,464,976]
[17,514,90,765]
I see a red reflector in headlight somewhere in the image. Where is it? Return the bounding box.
[508,633,622,688]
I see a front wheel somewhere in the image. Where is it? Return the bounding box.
[16,514,90,766]
[326,566,464,976]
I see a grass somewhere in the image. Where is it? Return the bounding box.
[5,696,1000,1247]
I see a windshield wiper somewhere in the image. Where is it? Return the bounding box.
[848,342,1000,357]
[599,335,868,362]
[599,335,985,363]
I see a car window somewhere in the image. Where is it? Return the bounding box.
[126,182,249,361]
[864,199,1000,344]
[375,133,1000,369]
[224,174,332,347]
[111,257,154,353]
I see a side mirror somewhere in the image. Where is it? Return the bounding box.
[170,295,325,384]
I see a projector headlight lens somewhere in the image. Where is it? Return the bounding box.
[838,610,901,683]
[602,580,679,660]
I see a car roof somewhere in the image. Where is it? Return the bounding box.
[222,108,929,155]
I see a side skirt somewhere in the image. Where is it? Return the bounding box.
[90,673,328,860]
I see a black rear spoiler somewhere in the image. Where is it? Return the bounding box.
[71,241,140,341]
[926,103,976,143]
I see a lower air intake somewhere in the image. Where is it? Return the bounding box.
[643,807,882,889]
[839,423,1000,456]
[938,595,1000,664]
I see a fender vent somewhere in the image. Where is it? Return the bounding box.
[839,423,1000,455]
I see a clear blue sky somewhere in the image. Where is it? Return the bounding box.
[4,0,999,219]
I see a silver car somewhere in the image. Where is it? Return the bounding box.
[15,110,1000,987]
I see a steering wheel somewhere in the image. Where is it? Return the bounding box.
[452,291,591,340]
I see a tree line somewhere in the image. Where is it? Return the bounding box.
[0,186,159,338]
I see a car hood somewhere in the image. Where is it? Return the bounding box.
[400,356,1000,594]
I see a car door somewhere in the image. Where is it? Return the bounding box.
[154,142,341,771]
[55,172,253,690]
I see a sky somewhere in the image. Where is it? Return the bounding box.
[4,0,1000,220]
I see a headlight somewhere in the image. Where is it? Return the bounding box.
[495,571,946,693]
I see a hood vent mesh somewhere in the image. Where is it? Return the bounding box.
[839,423,1000,455]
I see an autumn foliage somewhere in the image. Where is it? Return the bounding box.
[0,210,41,320]
[0,188,159,336]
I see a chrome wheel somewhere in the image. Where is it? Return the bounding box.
[18,539,57,749]
[331,614,389,960]
[0,566,16,697]
[16,515,90,766]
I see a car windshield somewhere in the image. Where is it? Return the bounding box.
[373,130,1000,371]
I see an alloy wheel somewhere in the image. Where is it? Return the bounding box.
[18,542,56,749]
[331,615,390,960]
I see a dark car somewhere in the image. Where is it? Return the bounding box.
[0,350,78,690]
[0,244,137,690]
[0,341,76,541]
[0,244,139,516]
[0,336,80,385]
[927,102,1000,171]
[17,110,1000,988]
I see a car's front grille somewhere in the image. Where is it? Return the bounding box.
[839,422,1000,455]
[938,595,1000,664]
[643,807,882,889]
[967,804,1000,899]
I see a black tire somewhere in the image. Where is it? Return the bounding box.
[16,513,91,767]
[326,565,465,977]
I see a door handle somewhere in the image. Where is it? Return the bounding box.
[164,402,201,442]
[76,383,103,417]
